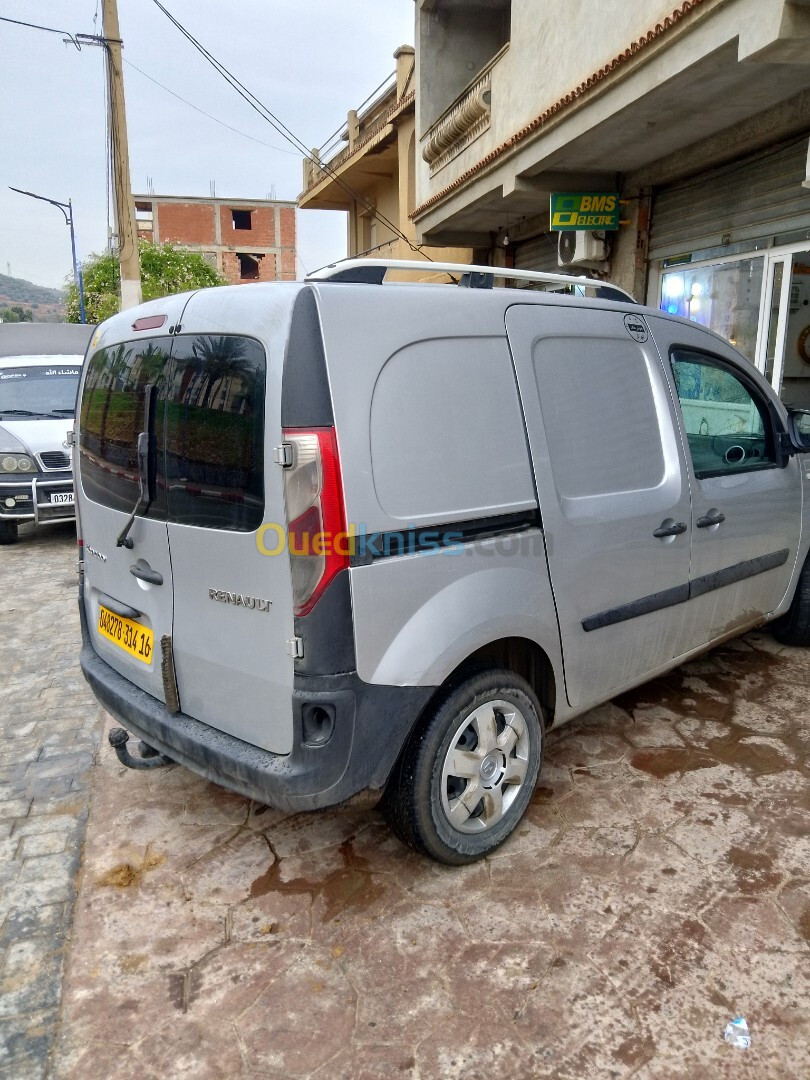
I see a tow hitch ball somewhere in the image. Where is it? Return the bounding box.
[108,727,173,770]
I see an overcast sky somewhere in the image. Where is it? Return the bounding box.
[0,0,415,290]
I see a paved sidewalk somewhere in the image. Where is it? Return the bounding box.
[54,633,809,1078]
[0,523,104,1080]
[2,523,809,1078]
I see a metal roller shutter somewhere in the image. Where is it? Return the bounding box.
[511,232,559,273]
[649,136,810,260]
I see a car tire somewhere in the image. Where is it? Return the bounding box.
[772,554,810,647]
[0,520,18,545]
[383,668,544,865]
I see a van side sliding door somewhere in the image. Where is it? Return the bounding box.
[505,304,694,709]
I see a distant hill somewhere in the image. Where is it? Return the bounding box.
[0,274,66,322]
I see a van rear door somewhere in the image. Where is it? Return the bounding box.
[162,304,296,755]
[78,334,175,704]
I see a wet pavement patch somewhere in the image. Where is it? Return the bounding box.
[6,529,809,1080]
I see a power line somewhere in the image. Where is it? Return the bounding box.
[0,14,80,47]
[149,0,432,262]
[123,59,299,158]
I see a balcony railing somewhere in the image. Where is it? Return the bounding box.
[422,69,492,176]
[303,90,415,193]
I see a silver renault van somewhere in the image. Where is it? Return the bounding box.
[76,261,810,864]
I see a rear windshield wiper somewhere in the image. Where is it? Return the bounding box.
[116,383,158,550]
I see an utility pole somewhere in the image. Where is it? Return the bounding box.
[102,0,142,310]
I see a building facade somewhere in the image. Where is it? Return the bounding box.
[414,0,810,404]
[299,46,472,280]
[133,195,297,285]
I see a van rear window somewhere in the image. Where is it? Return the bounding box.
[79,334,265,531]
[165,335,265,531]
[79,338,171,518]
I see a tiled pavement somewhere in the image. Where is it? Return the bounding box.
[0,522,103,1079]
[2,523,810,1078]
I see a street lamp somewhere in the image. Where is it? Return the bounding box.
[9,187,87,324]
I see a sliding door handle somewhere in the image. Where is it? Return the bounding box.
[696,511,725,529]
[653,520,688,539]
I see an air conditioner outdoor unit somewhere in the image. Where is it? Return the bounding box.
[557,230,608,269]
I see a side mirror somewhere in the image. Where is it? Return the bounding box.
[787,409,810,453]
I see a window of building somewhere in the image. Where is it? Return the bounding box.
[231,209,252,231]
[135,201,153,225]
[237,253,261,280]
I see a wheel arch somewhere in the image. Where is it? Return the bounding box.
[447,636,557,728]
[391,634,559,774]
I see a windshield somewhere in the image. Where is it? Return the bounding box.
[0,364,82,418]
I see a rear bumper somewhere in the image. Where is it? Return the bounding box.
[0,473,75,523]
[78,593,434,812]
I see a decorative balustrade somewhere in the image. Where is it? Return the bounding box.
[422,71,492,175]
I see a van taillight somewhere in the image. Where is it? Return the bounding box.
[282,427,348,616]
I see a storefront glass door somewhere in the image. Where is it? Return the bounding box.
[772,251,810,408]
[658,243,810,404]
[659,258,764,361]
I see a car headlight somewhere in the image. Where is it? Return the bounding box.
[1,455,35,473]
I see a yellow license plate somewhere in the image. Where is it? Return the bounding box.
[97,605,154,665]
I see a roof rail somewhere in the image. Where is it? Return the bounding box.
[306,258,636,303]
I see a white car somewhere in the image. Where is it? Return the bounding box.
[0,323,93,544]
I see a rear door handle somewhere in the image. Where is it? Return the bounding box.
[696,511,726,528]
[653,521,688,538]
[130,563,163,586]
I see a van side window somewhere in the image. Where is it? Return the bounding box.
[165,335,266,531]
[78,338,171,519]
[670,349,775,477]
[533,337,665,498]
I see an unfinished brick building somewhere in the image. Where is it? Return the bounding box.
[133,195,297,285]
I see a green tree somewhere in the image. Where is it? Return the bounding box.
[0,306,34,322]
[66,241,226,323]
